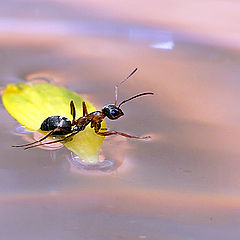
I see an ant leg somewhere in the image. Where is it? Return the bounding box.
[24,131,78,150]
[12,128,61,148]
[70,100,76,124]
[100,128,109,131]
[12,127,71,148]
[96,129,151,139]
[82,101,88,116]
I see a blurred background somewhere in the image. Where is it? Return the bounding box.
[1,0,240,239]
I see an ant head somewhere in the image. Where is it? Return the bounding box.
[102,104,124,120]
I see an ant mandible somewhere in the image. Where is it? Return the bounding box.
[12,68,154,150]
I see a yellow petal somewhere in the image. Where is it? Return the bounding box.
[2,82,105,163]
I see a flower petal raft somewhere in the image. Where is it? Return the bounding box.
[2,82,105,163]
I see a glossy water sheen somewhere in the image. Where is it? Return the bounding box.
[1,2,240,240]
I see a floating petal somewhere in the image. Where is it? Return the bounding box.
[2,82,105,163]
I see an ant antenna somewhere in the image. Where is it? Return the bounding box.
[118,92,154,108]
[114,68,138,105]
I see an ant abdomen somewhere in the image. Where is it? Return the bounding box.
[40,116,72,135]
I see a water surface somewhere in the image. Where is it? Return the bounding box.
[1,2,240,239]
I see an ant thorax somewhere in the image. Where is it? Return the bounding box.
[74,117,92,131]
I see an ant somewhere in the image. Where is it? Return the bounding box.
[12,68,153,150]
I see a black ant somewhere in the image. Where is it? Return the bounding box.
[12,68,153,150]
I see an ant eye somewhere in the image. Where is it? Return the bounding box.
[110,109,118,116]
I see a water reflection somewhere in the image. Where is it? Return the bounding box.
[151,40,174,50]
